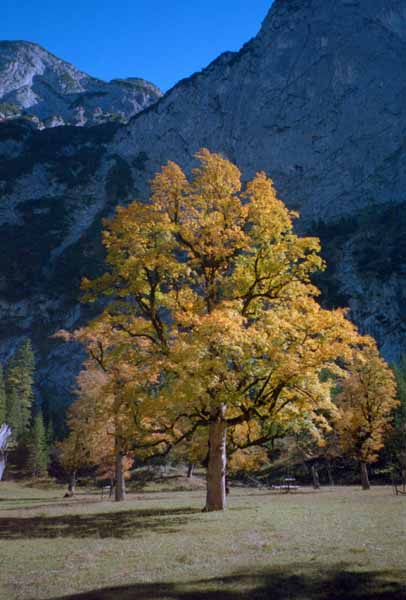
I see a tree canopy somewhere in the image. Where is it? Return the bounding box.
[66,149,388,509]
[337,341,398,488]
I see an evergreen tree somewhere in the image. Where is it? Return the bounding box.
[0,365,6,425]
[6,340,35,439]
[46,417,55,447]
[6,388,21,442]
[26,412,49,478]
[387,356,406,475]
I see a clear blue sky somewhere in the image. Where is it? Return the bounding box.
[2,1,274,92]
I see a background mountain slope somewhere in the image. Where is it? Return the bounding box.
[0,41,162,127]
[1,0,405,420]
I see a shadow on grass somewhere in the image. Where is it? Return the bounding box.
[0,506,200,539]
[0,497,61,503]
[52,565,406,599]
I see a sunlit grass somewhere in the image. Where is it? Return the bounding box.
[0,482,405,599]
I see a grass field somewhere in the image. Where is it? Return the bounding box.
[0,481,405,599]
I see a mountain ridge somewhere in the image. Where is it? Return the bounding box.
[0,40,162,128]
[0,0,405,421]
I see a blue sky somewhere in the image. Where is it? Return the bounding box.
[3,1,274,92]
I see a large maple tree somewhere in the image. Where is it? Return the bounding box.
[72,149,368,509]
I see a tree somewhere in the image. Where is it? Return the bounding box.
[0,424,12,481]
[46,418,55,447]
[58,359,137,501]
[26,411,49,478]
[58,377,99,497]
[6,340,35,440]
[386,355,406,487]
[0,365,6,425]
[77,149,363,511]
[337,340,398,489]
[5,387,21,444]
[58,430,84,496]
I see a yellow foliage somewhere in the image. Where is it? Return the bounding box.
[229,447,268,473]
[66,149,375,473]
[337,340,398,463]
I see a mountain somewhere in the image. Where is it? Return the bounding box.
[0,41,162,128]
[1,0,405,421]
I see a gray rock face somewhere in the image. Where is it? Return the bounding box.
[0,41,162,128]
[0,0,405,420]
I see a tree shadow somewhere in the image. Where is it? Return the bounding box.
[0,496,61,503]
[0,506,200,539]
[0,494,114,511]
[52,564,406,599]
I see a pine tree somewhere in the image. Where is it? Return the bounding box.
[26,412,49,478]
[387,356,406,478]
[0,365,6,425]
[6,340,35,439]
[6,388,21,442]
[46,417,55,447]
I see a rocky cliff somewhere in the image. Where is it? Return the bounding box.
[1,0,405,420]
[0,41,162,128]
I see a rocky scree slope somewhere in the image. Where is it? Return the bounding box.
[0,41,162,128]
[1,0,406,417]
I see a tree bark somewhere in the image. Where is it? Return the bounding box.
[311,465,320,489]
[66,470,77,497]
[326,459,334,486]
[0,450,7,481]
[187,463,195,478]
[205,405,227,512]
[115,447,126,502]
[360,461,370,490]
[0,425,11,481]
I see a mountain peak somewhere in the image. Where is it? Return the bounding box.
[259,0,406,41]
[1,0,406,406]
[0,40,162,128]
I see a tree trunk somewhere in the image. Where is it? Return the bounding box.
[205,406,227,512]
[0,450,7,481]
[187,463,195,478]
[401,469,406,494]
[311,465,320,489]
[0,425,11,481]
[360,461,370,490]
[67,470,77,496]
[115,447,126,502]
[326,459,334,486]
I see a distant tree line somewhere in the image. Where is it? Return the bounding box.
[0,340,50,478]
